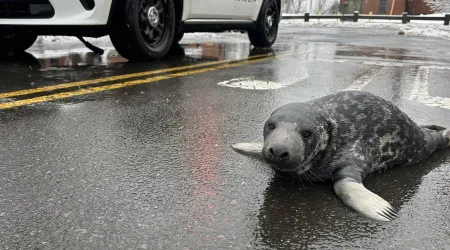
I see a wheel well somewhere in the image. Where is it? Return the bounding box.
[174,0,183,34]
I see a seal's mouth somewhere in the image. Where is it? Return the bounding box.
[270,164,299,172]
[269,160,310,175]
[269,162,310,175]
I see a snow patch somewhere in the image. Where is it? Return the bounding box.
[217,77,294,90]
[36,36,111,44]
[280,16,450,40]
[409,66,450,110]
[217,67,308,90]
[401,26,450,39]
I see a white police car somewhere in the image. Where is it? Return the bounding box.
[0,0,281,60]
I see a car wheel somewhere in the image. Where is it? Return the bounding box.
[110,0,176,61]
[0,33,37,53]
[248,0,280,48]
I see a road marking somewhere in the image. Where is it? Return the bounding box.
[0,51,283,99]
[217,66,308,90]
[409,66,450,110]
[0,52,297,110]
[425,65,450,70]
[344,67,384,91]
[315,59,348,63]
[362,61,450,69]
[363,61,405,67]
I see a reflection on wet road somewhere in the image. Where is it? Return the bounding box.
[0,49,291,109]
[0,28,450,249]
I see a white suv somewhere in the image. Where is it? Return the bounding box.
[0,0,281,60]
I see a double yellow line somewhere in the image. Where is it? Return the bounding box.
[0,49,302,110]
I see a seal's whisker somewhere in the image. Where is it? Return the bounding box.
[292,174,300,186]
[308,169,321,182]
[307,167,323,181]
[303,172,313,185]
[294,174,306,187]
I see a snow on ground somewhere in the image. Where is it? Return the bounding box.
[35,35,111,46]
[32,14,450,48]
[280,14,450,39]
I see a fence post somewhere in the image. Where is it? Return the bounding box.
[445,14,450,26]
[402,12,408,24]
[353,11,359,22]
[305,13,310,22]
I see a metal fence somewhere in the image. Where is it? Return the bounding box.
[282,12,450,26]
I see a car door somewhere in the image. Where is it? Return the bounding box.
[231,0,263,20]
[188,0,236,19]
[188,0,263,20]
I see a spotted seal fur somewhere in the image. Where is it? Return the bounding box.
[232,90,450,221]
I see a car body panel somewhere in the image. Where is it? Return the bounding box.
[0,0,113,26]
[186,0,262,20]
[0,0,263,26]
[0,0,275,37]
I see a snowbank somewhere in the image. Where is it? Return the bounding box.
[280,16,450,39]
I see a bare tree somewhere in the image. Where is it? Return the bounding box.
[424,0,450,13]
[282,0,339,14]
[317,0,329,13]
[281,0,307,14]
[317,0,339,14]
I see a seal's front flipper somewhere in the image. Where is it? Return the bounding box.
[231,142,264,158]
[333,169,398,221]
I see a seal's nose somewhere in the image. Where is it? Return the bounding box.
[268,146,290,162]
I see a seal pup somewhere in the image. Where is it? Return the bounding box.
[232,90,450,222]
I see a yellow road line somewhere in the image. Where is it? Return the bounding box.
[0,51,281,99]
[0,52,294,110]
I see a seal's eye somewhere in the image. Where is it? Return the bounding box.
[267,123,276,130]
[301,130,312,139]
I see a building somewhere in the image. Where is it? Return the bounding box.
[340,0,433,15]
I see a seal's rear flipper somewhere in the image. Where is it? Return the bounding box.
[421,125,450,147]
[333,177,398,222]
[231,142,264,159]
[420,124,447,132]
[421,126,450,150]
[442,130,450,147]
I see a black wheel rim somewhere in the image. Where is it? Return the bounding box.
[264,0,278,40]
[139,0,166,46]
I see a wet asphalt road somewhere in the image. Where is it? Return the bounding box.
[1,27,450,249]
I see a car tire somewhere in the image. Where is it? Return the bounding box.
[174,32,184,43]
[110,0,176,61]
[248,0,280,48]
[0,33,37,53]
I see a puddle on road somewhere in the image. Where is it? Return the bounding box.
[335,44,430,62]
[0,42,278,72]
[0,42,299,95]
[5,42,426,76]
[0,40,444,75]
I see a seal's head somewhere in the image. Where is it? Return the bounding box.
[262,103,333,174]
